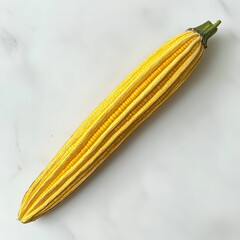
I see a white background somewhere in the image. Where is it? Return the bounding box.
[1,0,240,239]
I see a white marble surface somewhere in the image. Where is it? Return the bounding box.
[1,0,240,239]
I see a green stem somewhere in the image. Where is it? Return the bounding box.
[192,20,221,48]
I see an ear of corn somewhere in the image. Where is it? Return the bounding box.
[18,20,221,223]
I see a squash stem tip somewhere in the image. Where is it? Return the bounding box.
[193,20,221,48]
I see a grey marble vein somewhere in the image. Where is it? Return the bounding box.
[0,28,17,54]
[14,124,24,164]
[218,0,231,15]
[57,221,75,240]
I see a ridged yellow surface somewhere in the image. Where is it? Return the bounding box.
[18,29,204,223]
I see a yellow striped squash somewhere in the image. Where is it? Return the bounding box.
[18,20,221,223]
